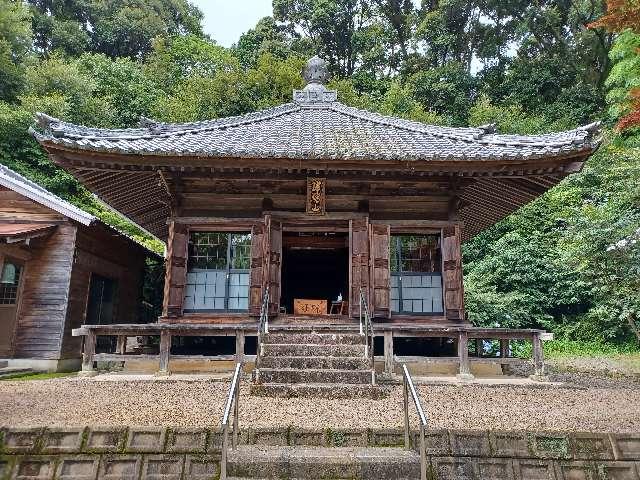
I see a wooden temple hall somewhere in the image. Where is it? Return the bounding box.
[32,57,601,383]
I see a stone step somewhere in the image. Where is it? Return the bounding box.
[249,382,388,399]
[261,343,365,358]
[259,355,370,370]
[228,445,420,479]
[263,332,364,346]
[257,368,372,384]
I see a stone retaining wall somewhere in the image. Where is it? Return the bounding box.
[1,426,639,479]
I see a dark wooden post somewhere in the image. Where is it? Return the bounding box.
[235,330,245,364]
[383,330,394,375]
[500,339,509,358]
[474,338,482,357]
[531,333,546,380]
[116,335,126,355]
[79,331,97,377]
[456,331,474,380]
[157,330,171,376]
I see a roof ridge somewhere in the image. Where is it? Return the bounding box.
[35,104,301,141]
[328,103,597,149]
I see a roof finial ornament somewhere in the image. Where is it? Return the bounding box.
[293,56,337,104]
[302,56,330,86]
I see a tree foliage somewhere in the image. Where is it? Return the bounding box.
[590,0,640,130]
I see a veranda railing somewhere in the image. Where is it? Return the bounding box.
[402,363,428,480]
[220,361,242,480]
[359,287,375,384]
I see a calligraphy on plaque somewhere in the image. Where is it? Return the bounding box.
[306,177,326,215]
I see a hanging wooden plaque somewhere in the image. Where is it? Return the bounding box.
[306,177,326,215]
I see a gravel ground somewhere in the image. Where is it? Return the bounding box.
[1,374,639,432]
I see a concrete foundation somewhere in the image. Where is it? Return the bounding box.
[1,357,81,373]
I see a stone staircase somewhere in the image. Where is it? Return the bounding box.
[250,331,384,398]
[226,445,421,479]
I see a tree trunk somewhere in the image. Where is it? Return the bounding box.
[627,313,640,344]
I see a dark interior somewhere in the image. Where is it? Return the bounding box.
[281,233,349,314]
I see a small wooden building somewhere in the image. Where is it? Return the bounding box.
[0,164,157,372]
[32,57,601,377]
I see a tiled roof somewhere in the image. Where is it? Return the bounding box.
[31,100,601,162]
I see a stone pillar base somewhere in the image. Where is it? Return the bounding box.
[529,374,550,382]
[456,373,475,381]
[77,370,98,378]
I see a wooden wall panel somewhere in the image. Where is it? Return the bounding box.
[12,223,76,359]
[0,188,65,222]
[349,218,369,317]
[369,224,391,318]
[60,225,146,359]
[267,218,282,315]
[249,221,266,316]
[442,224,465,322]
[163,221,188,318]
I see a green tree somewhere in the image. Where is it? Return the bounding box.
[0,0,33,102]
[27,0,204,58]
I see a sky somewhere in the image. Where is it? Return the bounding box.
[190,0,274,47]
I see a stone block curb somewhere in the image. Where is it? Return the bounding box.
[125,428,166,454]
[83,428,127,453]
[164,429,207,454]
[41,428,85,454]
[140,454,184,480]
[56,454,99,480]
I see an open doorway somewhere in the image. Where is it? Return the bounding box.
[281,232,349,314]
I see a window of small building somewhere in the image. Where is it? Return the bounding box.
[0,261,22,305]
[390,235,443,314]
[184,232,251,312]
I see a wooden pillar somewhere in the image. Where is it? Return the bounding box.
[442,225,465,322]
[500,339,509,358]
[456,331,474,380]
[474,339,482,357]
[235,330,245,364]
[383,331,394,375]
[157,331,171,376]
[79,331,97,377]
[116,335,126,355]
[531,333,546,380]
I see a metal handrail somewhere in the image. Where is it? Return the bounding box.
[220,362,242,480]
[255,286,270,377]
[359,288,375,384]
[402,364,428,480]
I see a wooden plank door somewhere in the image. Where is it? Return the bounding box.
[266,218,282,315]
[163,221,188,318]
[248,221,266,316]
[442,225,465,322]
[0,257,23,356]
[369,224,391,318]
[349,217,369,317]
